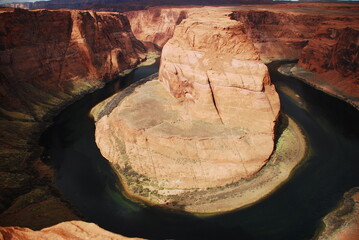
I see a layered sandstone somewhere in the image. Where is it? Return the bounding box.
[0,221,144,240]
[231,3,359,108]
[125,8,189,48]
[0,8,147,118]
[93,8,280,212]
[0,7,148,229]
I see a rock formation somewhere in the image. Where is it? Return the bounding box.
[93,8,280,212]
[317,187,359,240]
[0,8,147,118]
[0,7,148,229]
[0,221,144,240]
[230,3,359,108]
[125,8,188,48]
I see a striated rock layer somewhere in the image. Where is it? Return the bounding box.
[0,7,148,229]
[94,8,280,211]
[125,7,189,48]
[230,3,359,108]
[0,8,147,118]
[0,221,144,240]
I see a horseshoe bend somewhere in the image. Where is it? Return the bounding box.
[0,2,358,240]
[91,9,306,213]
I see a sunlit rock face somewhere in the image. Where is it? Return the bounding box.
[0,221,145,240]
[297,24,359,101]
[125,7,188,48]
[230,3,359,108]
[94,8,280,206]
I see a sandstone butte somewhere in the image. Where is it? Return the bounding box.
[126,3,359,108]
[93,7,281,212]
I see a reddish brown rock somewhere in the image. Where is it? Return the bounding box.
[93,7,280,212]
[0,7,149,231]
[0,8,147,118]
[231,3,359,108]
[297,24,359,107]
[125,7,188,48]
[0,221,145,240]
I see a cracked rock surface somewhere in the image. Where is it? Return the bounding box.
[93,8,280,208]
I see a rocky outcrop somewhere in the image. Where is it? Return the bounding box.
[0,7,148,229]
[231,3,359,108]
[0,8,147,118]
[317,187,359,240]
[125,8,188,48]
[297,24,359,108]
[93,8,280,212]
[0,221,145,240]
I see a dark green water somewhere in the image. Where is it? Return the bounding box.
[40,60,359,240]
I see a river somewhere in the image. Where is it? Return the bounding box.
[40,59,359,240]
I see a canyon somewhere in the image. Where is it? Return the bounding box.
[0,2,358,240]
[0,6,149,233]
[92,7,283,212]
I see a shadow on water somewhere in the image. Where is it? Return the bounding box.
[40,59,359,240]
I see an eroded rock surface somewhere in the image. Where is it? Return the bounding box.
[318,187,359,240]
[0,7,148,229]
[94,8,280,212]
[0,221,144,240]
[231,3,359,108]
[125,7,188,48]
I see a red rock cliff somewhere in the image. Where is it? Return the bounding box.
[0,8,147,118]
[0,7,148,231]
[230,3,359,107]
[125,7,188,48]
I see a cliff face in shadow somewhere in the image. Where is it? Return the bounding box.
[0,7,147,230]
[0,8,147,118]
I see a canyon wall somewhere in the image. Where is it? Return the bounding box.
[0,8,147,118]
[230,3,359,108]
[0,7,148,229]
[125,7,188,48]
[93,7,280,212]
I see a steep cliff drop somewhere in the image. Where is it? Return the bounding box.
[0,7,150,233]
[92,7,305,213]
[230,3,359,109]
[125,7,189,49]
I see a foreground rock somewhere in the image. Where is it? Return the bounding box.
[317,187,359,240]
[0,7,148,229]
[0,221,144,240]
[93,8,281,213]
